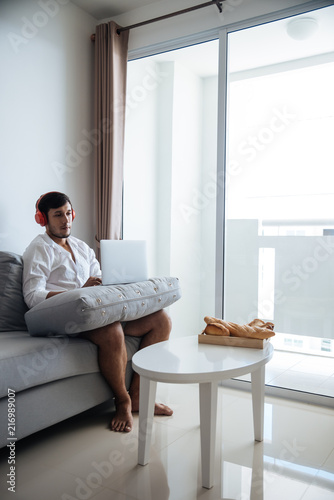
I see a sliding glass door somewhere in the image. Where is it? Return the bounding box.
[123,4,334,399]
[224,6,334,395]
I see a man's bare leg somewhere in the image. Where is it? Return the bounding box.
[124,310,173,416]
[81,310,173,432]
[80,322,133,432]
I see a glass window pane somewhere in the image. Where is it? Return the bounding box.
[224,6,334,355]
[123,40,219,336]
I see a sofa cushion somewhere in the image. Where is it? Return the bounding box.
[0,252,28,331]
[0,330,140,397]
[25,277,181,336]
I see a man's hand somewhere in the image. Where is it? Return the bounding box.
[83,276,102,287]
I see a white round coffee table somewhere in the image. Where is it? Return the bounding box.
[132,334,274,489]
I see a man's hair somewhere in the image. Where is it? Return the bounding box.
[37,192,72,222]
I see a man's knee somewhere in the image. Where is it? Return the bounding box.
[84,321,125,347]
[155,310,172,337]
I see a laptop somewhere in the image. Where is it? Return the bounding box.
[100,240,148,285]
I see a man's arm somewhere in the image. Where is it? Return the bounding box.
[45,276,102,299]
[22,242,53,308]
[46,291,64,299]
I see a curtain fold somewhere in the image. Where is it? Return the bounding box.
[94,21,129,259]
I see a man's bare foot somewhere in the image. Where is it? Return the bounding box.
[153,403,173,416]
[131,398,173,417]
[111,398,133,432]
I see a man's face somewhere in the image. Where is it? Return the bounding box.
[46,202,74,240]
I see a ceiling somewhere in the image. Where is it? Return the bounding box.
[71,0,159,20]
[71,1,334,76]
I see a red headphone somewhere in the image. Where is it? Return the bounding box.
[35,192,76,227]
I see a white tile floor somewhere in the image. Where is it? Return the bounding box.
[0,380,333,500]
[235,349,334,398]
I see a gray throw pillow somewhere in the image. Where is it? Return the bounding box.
[25,277,181,336]
[0,252,28,331]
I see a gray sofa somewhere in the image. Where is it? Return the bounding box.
[0,251,141,448]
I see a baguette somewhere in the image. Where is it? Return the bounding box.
[204,323,230,336]
[203,316,275,340]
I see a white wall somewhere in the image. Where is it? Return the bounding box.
[0,0,97,255]
[123,58,166,275]
[123,52,219,335]
[200,76,218,318]
[169,62,203,333]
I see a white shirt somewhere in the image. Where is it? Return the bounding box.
[22,233,101,309]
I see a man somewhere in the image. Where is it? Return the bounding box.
[22,191,173,433]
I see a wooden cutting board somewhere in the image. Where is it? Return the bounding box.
[198,334,270,349]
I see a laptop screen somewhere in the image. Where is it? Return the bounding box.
[100,240,148,285]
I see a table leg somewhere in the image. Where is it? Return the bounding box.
[251,365,265,442]
[138,376,157,466]
[250,442,264,500]
[199,381,218,489]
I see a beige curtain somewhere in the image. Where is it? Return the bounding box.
[94,21,129,258]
